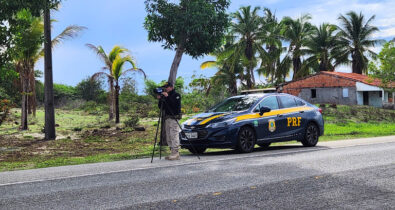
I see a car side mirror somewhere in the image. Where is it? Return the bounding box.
[259,106,271,116]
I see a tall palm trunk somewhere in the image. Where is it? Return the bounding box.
[352,51,363,74]
[248,65,255,88]
[230,76,238,95]
[114,82,120,124]
[249,64,255,87]
[245,41,255,88]
[28,69,36,116]
[292,56,302,80]
[108,78,115,121]
[18,62,29,130]
[245,70,253,89]
[168,43,185,84]
[44,4,56,140]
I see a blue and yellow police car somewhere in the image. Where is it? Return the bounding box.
[180,93,324,154]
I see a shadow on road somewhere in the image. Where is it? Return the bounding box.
[185,144,330,157]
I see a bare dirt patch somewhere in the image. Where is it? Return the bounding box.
[0,125,156,164]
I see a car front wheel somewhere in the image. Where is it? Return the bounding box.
[237,127,256,153]
[302,123,319,147]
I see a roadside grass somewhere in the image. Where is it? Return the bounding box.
[0,105,394,172]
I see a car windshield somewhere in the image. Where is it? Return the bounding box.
[207,96,261,113]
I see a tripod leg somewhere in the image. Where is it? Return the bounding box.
[151,103,163,163]
[159,119,162,160]
[159,110,166,159]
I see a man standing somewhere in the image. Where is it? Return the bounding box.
[157,82,181,160]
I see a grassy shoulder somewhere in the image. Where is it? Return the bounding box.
[0,105,394,172]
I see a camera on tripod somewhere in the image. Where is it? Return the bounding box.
[153,87,165,95]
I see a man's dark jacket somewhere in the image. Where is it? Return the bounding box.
[158,89,181,118]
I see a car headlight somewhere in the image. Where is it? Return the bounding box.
[206,118,236,128]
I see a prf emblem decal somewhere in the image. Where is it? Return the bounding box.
[268,119,276,132]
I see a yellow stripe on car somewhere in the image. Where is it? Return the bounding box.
[235,106,314,122]
[199,114,225,125]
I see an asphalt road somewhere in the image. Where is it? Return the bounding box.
[0,136,394,210]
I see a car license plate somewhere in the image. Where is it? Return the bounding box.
[185,132,198,139]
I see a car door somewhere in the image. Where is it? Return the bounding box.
[293,97,310,135]
[252,96,280,141]
[276,95,301,139]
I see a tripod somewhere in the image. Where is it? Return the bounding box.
[151,97,201,163]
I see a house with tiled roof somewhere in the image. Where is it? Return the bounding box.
[278,71,394,108]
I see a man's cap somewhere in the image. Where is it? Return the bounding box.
[162,82,173,88]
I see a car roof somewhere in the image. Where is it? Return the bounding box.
[229,92,287,99]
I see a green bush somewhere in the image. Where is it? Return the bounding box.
[80,101,106,115]
[148,110,159,118]
[124,114,139,128]
[75,78,106,103]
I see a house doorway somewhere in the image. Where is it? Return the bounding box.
[363,91,369,105]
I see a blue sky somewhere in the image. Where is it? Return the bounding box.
[36,0,395,93]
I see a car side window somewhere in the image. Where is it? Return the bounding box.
[254,96,279,112]
[295,98,305,106]
[279,96,297,108]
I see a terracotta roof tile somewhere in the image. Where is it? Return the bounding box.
[321,71,386,87]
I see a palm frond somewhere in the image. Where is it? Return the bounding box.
[109,46,129,62]
[86,44,112,69]
[200,61,217,69]
[52,25,87,47]
[91,72,112,81]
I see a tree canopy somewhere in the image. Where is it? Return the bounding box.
[0,0,61,66]
[144,0,230,58]
[369,42,395,91]
[144,0,230,84]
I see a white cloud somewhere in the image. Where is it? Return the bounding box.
[374,27,395,38]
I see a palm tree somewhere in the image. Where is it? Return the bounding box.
[200,60,242,96]
[12,10,42,130]
[257,8,290,85]
[336,11,383,74]
[87,45,129,121]
[27,25,85,117]
[200,36,244,95]
[304,23,340,72]
[281,14,314,80]
[12,9,84,130]
[231,6,265,89]
[91,48,145,123]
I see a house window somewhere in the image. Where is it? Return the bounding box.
[311,89,316,98]
[379,91,382,98]
[343,88,349,98]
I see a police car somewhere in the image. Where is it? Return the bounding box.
[180,93,324,154]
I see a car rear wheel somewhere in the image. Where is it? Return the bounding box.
[188,147,207,154]
[257,142,271,149]
[302,123,319,147]
[236,127,256,153]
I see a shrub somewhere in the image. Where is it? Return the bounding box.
[75,78,105,103]
[124,114,139,128]
[80,101,105,115]
[148,110,159,118]
[0,99,13,126]
[192,107,200,113]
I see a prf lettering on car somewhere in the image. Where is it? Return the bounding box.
[287,117,301,127]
